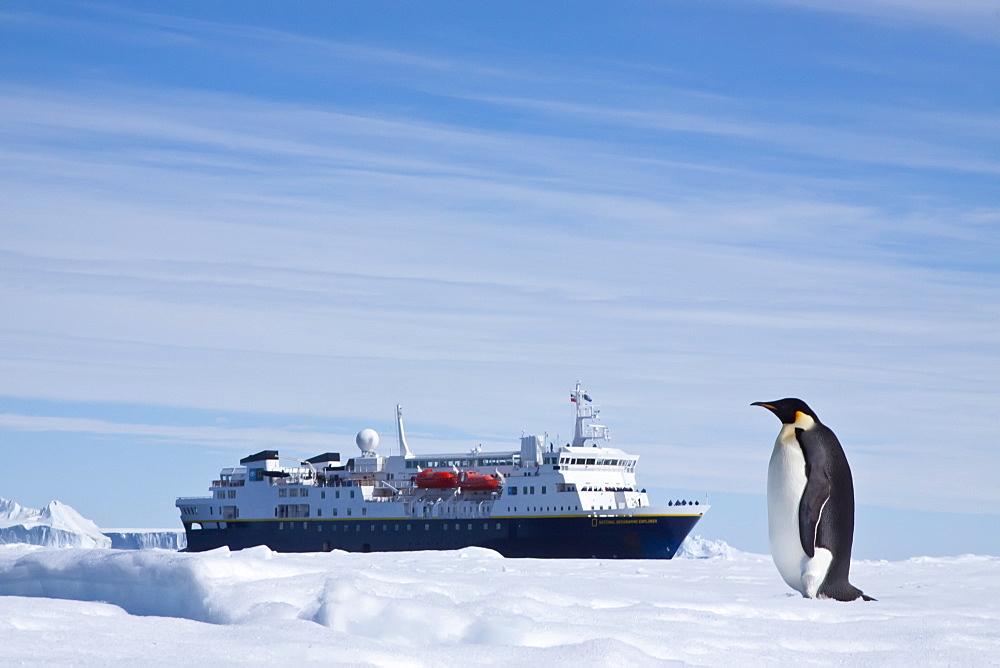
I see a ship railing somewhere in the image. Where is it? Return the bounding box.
[316,477,355,488]
[315,477,380,488]
[212,480,246,488]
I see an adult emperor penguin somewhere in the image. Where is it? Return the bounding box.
[752,398,874,601]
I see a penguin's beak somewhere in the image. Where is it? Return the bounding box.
[752,402,780,418]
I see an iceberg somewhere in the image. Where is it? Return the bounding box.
[102,530,187,551]
[0,498,111,549]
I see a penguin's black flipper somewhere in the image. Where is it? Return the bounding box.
[797,427,832,559]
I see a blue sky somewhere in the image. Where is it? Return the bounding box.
[1,1,997,558]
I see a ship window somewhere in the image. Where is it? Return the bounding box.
[443,524,448,531]
[333,508,338,516]
[317,509,322,517]
[356,525,361,532]
[302,522,307,530]
[383,525,388,531]
[317,524,322,531]
[371,525,376,532]
[467,523,472,530]
[301,489,308,497]
[279,489,287,498]
[455,523,460,531]
[362,508,367,516]
[586,459,595,465]
[347,508,352,516]
[395,524,399,531]
[541,486,546,494]
[483,523,488,530]
[522,487,528,495]
[508,487,517,495]
[530,487,535,494]
[279,522,284,530]
[407,524,411,531]
[350,491,355,499]
[335,491,340,499]
[290,488,298,497]
[496,523,501,530]
[331,524,337,531]
[321,491,326,499]
[228,490,236,499]
[424,524,430,531]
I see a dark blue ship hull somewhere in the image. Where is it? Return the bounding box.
[183,514,702,559]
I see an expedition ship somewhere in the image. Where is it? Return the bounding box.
[177,384,708,558]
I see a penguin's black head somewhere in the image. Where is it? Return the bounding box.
[751,398,818,425]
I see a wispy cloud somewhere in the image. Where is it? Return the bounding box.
[0,413,336,450]
[1,3,997,529]
[761,0,1000,40]
[464,94,1000,177]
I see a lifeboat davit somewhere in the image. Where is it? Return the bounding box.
[458,471,502,492]
[415,469,459,489]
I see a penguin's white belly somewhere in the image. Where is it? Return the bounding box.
[767,430,810,595]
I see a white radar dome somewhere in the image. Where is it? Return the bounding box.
[356,428,379,453]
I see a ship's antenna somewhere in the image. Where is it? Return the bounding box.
[396,404,414,458]
[571,382,608,447]
[571,381,588,447]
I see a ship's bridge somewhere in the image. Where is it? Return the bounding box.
[555,446,638,472]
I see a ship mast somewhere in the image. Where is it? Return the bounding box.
[395,404,414,457]
[571,381,610,447]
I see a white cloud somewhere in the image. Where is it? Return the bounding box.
[0,6,996,525]
[762,0,1000,40]
[0,414,338,450]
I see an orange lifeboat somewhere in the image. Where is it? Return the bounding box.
[458,471,502,492]
[415,469,459,489]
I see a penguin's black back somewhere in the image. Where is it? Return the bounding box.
[796,421,872,601]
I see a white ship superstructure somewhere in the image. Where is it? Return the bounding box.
[177,384,707,558]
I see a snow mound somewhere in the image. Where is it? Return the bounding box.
[0,498,110,549]
[0,544,998,665]
[676,534,759,560]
